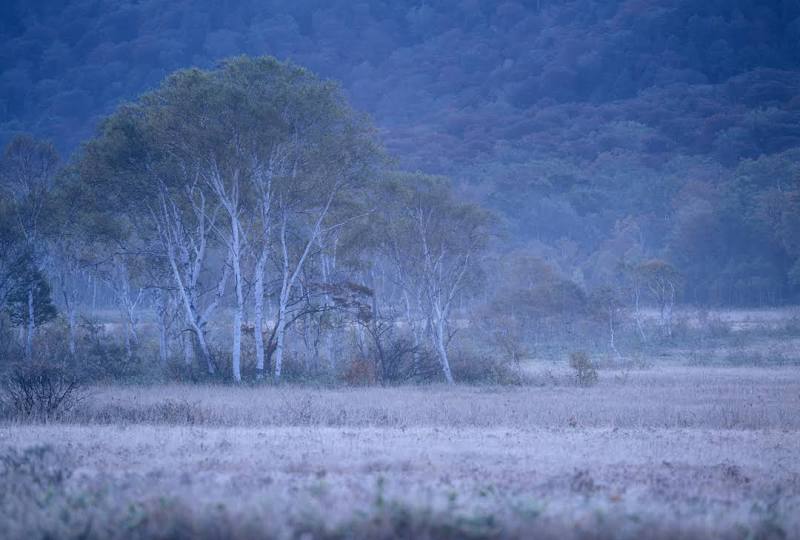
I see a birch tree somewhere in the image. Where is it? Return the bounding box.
[638,259,680,337]
[73,56,381,382]
[378,173,489,383]
[73,100,227,376]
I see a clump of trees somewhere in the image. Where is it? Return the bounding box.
[0,54,793,385]
[0,57,495,384]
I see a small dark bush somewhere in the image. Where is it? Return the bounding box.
[569,351,598,387]
[0,360,87,420]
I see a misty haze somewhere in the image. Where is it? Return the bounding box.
[1,1,799,539]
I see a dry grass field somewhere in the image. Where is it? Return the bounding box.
[1,364,799,540]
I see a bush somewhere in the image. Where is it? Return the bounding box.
[569,351,598,387]
[76,317,160,383]
[449,350,525,385]
[343,356,378,386]
[0,360,87,421]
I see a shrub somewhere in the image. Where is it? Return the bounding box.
[76,317,159,383]
[0,360,86,421]
[569,351,598,387]
[343,356,378,386]
[449,350,525,385]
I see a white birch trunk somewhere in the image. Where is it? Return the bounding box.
[433,311,454,384]
[273,309,287,382]
[633,284,647,342]
[231,242,244,383]
[273,189,336,382]
[153,182,221,375]
[183,327,194,366]
[25,286,34,361]
[253,250,268,379]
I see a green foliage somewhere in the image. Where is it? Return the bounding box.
[3,260,57,328]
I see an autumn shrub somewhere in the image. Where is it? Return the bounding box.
[0,359,87,421]
[449,349,525,385]
[343,356,378,386]
[569,351,598,387]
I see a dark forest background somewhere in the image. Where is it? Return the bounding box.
[2,0,799,306]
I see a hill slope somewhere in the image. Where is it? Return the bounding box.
[2,0,799,303]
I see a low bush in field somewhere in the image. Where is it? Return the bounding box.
[449,350,525,385]
[343,356,378,386]
[569,351,598,387]
[0,360,87,421]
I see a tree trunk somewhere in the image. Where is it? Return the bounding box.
[433,314,454,384]
[25,286,34,361]
[633,286,646,342]
[60,270,78,358]
[183,327,194,366]
[195,326,216,375]
[253,251,268,380]
[230,237,244,383]
[123,316,133,360]
[273,310,287,382]
[609,308,621,360]
[167,254,216,375]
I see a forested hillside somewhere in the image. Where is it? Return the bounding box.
[2,0,799,304]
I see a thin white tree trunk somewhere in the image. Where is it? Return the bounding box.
[153,178,221,375]
[274,217,291,382]
[273,191,336,382]
[57,266,78,357]
[231,240,244,383]
[433,312,454,384]
[609,308,621,360]
[274,311,287,381]
[155,291,172,367]
[633,285,646,342]
[183,326,194,366]
[25,286,34,361]
[253,250,268,379]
